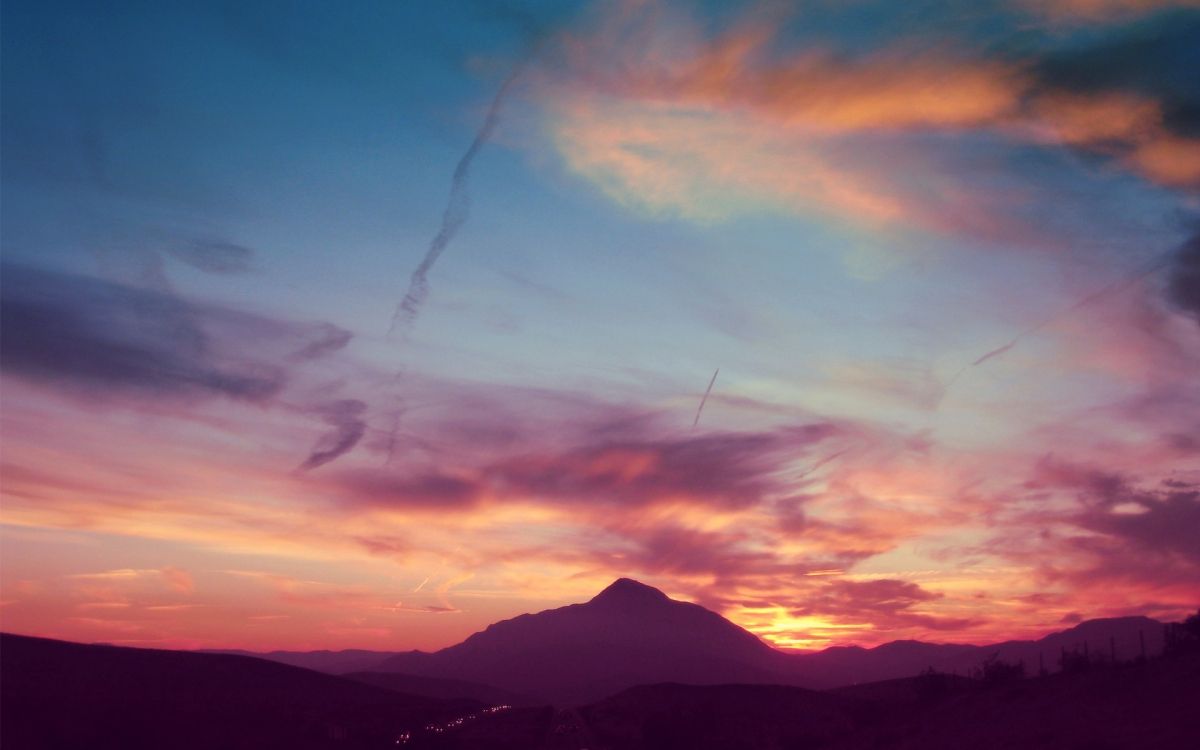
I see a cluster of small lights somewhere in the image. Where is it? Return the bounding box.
[396,705,512,744]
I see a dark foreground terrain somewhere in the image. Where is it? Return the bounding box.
[578,654,1200,749]
[3,631,1198,749]
[0,633,518,749]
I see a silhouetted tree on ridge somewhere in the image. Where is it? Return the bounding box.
[1165,609,1200,656]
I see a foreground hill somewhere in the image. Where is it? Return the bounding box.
[5,630,1196,749]
[577,653,1200,750]
[833,653,1200,750]
[343,671,535,706]
[581,683,859,749]
[0,633,479,749]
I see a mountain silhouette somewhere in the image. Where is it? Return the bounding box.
[189,579,1172,706]
[378,578,788,704]
[788,615,1168,686]
[372,579,1170,702]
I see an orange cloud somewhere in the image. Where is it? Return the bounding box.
[537,0,1198,236]
[1025,91,1163,144]
[1129,135,1200,187]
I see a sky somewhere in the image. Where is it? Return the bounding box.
[2,0,1198,653]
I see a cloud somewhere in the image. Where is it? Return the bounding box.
[324,410,851,513]
[990,457,1200,591]
[0,264,295,401]
[483,426,832,510]
[1082,484,1200,563]
[160,566,195,594]
[1166,232,1200,322]
[537,0,1199,236]
[221,570,386,609]
[328,469,483,510]
[68,567,194,596]
[1030,10,1200,185]
[167,241,254,275]
[1037,460,1200,566]
[298,399,368,472]
[286,322,353,362]
[0,263,374,477]
[790,578,977,631]
[575,522,780,586]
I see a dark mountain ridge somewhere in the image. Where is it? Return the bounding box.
[786,615,1168,687]
[378,578,786,704]
[373,579,1169,702]
[195,579,1170,704]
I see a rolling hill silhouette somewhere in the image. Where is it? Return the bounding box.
[0,633,480,749]
[200,647,398,674]
[576,651,1200,749]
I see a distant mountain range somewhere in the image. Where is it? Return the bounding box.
[200,646,394,674]
[209,578,1170,704]
[788,613,1167,687]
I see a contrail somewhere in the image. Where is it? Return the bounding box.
[941,253,1174,398]
[796,447,850,479]
[388,57,533,338]
[692,368,720,429]
[380,47,540,467]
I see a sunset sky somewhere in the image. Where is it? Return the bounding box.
[2,0,1198,653]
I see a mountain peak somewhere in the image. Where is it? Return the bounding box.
[590,578,670,607]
